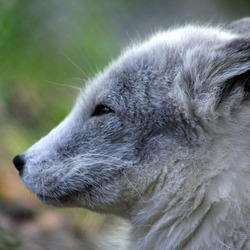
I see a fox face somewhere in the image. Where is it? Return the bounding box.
[13,20,250,249]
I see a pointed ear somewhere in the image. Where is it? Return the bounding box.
[218,69,250,105]
[216,37,250,106]
[228,18,250,35]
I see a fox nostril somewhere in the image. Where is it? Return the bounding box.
[12,155,25,174]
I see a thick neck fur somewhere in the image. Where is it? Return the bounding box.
[130,105,250,250]
[131,163,250,249]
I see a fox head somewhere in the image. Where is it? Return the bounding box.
[13,20,250,222]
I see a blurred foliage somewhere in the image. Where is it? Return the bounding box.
[0,227,21,250]
[0,0,121,157]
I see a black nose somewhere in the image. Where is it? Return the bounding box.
[13,155,25,174]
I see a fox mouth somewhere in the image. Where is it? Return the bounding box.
[31,179,96,206]
[36,194,73,206]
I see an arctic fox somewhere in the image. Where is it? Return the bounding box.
[13,18,250,249]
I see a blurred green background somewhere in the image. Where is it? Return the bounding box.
[0,0,250,249]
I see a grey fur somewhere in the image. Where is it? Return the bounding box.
[228,17,250,35]
[16,18,250,249]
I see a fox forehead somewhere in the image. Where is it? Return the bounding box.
[87,25,236,84]
[78,25,236,115]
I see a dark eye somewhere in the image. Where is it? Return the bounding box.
[92,104,114,117]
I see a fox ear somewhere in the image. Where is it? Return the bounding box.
[228,18,250,35]
[225,18,250,93]
[217,37,250,105]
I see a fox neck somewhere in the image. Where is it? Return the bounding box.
[129,155,250,250]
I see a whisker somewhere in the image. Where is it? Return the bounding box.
[122,171,145,202]
[64,35,97,76]
[60,50,89,79]
[45,80,82,92]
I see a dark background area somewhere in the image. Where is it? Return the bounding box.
[1,0,249,249]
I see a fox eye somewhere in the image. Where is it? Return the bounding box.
[92,104,114,116]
